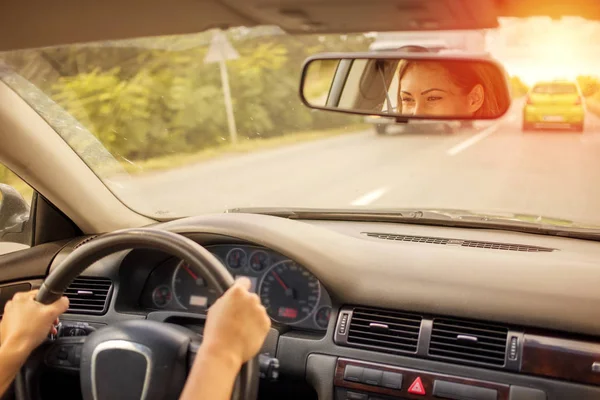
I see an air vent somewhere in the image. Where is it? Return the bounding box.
[364,233,554,253]
[346,307,422,354]
[73,235,98,249]
[64,276,112,315]
[429,318,508,367]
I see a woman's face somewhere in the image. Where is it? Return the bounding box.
[399,62,484,117]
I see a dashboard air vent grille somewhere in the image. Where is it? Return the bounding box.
[429,317,508,366]
[363,232,554,253]
[64,276,112,315]
[347,307,422,354]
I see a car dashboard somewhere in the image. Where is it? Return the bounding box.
[16,214,600,400]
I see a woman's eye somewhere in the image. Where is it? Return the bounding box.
[427,96,442,101]
[401,98,414,103]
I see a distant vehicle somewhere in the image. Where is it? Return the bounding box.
[522,80,586,132]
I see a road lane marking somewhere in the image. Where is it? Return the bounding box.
[351,187,389,206]
[446,124,498,156]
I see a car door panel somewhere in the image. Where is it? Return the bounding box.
[0,240,70,285]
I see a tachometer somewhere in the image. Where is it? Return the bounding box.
[172,261,217,311]
[259,260,320,324]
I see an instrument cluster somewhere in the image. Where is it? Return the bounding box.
[139,244,332,331]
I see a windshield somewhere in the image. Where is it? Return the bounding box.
[532,83,578,94]
[2,19,600,226]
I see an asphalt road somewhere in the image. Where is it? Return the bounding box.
[118,101,600,226]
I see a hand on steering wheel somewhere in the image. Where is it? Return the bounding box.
[29,228,264,400]
[180,278,271,400]
[203,277,271,367]
[1,290,68,357]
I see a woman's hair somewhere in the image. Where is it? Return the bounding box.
[397,59,509,118]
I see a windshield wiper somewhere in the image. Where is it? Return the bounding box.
[226,207,600,241]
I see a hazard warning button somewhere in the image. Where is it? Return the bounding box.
[407,377,426,396]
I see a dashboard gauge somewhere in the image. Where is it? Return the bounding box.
[259,260,321,324]
[152,285,172,308]
[172,261,217,311]
[315,306,332,329]
[225,248,247,269]
[249,250,270,272]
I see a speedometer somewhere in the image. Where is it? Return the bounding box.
[259,260,320,324]
[172,261,217,311]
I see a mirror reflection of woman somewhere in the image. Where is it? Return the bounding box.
[397,60,508,118]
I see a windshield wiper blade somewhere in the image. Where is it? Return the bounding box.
[226,207,600,241]
[227,207,455,221]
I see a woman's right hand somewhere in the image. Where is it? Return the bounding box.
[201,277,271,368]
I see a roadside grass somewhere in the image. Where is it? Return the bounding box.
[120,124,367,175]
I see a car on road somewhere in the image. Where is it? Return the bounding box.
[522,80,586,132]
[367,114,462,135]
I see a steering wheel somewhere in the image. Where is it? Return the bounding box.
[31,228,259,400]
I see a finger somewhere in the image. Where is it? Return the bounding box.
[56,297,70,313]
[234,277,252,291]
[46,296,70,316]
[23,290,39,299]
[13,291,29,301]
[249,293,261,304]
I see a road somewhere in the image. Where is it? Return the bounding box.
[117,102,600,226]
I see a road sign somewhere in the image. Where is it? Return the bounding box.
[205,31,240,144]
[204,30,240,64]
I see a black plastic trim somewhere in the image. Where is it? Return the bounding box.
[32,195,82,246]
[0,240,70,282]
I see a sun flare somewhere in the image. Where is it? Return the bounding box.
[489,17,600,85]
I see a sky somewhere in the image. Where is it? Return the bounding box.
[487,17,600,84]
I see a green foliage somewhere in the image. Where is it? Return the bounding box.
[0,29,370,163]
[576,75,600,98]
[509,75,529,98]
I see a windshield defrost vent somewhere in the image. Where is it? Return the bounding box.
[73,235,98,249]
[346,307,422,355]
[429,317,508,367]
[363,233,554,252]
[64,276,112,315]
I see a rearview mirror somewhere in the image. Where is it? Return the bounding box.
[300,53,511,120]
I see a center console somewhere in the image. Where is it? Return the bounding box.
[334,358,545,400]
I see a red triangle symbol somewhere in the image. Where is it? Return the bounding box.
[408,377,426,395]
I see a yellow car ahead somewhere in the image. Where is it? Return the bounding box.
[522,80,585,132]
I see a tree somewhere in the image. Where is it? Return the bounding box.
[0,29,372,162]
[576,75,600,98]
[509,76,529,98]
